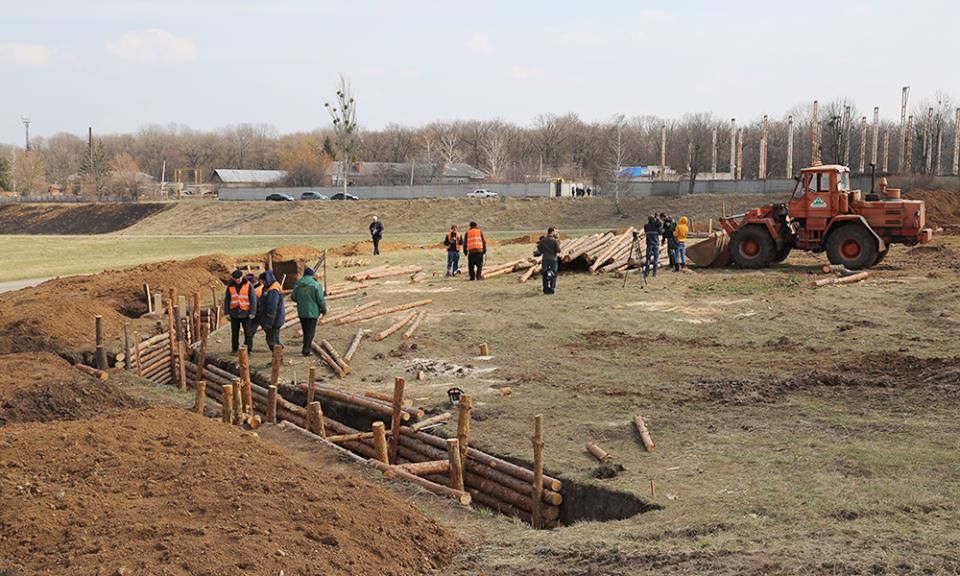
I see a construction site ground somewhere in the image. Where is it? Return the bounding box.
[2,193,960,575]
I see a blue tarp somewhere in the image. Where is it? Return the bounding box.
[617,166,651,178]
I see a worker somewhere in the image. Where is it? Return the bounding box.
[291,267,327,356]
[443,224,463,276]
[534,227,561,294]
[463,221,487,280]
[643,215,662,278]
[660,212,677,270]
[369,215,384,255]
[246,273,262,347]
[259,270,285,350]
[223,269,258,353]
[673,216,689,271]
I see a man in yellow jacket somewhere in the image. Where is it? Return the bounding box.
[673,216,689,271]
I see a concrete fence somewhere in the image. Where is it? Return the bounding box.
[217,182,558,201]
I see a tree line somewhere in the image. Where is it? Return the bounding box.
[1,92,957,199]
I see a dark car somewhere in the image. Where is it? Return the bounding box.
[265,193,295,202]
[300,191,328,200]
[330,192,360,201]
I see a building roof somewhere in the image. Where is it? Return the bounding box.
[213,169,288,183]
[800,164,848,173]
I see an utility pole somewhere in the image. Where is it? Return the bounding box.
[729,118,736,177]
[736,127,744,180]
[935,109,943,176]
[906,115,914,173]
[759,115,768,179]
[21,117,31,151]
[858,116,867,173]
[786,115,794,179]
[925,107,934,175]
[871,107,879,166]
[811,100,820,164]
[843,106,852,166]
[953,108,960,176]
[882,130,890,173]
[710,126,717,175]
[898,86,910,172]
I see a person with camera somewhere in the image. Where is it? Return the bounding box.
[660,212,677,270]
[643,214,662,278]
[534,227,561,294]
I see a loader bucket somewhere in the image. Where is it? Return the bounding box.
[687,232,731,268]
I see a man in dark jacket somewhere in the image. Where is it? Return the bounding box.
[258,270,285,351]
[370,216,384,255]
[643,215,662,278]
[534,227,561,294]
[443,224,463,276]
[223,269,258,353]
[291,267,327,356]
[660,212,677,270]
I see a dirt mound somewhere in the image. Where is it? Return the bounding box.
[329,240,422,256]
[501,232,571,245]
[0,202,170,234]
[0,254,235,354]
[0,406,460,575]
[0,352,144,425]
[906,189,960,226]
[268,244,324,262]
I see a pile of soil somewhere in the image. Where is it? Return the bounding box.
[906,189,960,226]
[0,352,143,425]
[0,203,170,234]
[329,240,422,256]
[500,232,571,245]
[0,407,460,575]
[0,254,235,354]
[267,244,324,262]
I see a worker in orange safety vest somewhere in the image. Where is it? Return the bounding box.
[463,221,487,280]
[223,269,258,353]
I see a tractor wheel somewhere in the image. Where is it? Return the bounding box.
[826,225,879,270]
[773,246,792,263]
[730,226,776,269]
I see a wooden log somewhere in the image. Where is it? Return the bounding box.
[267,385,277,423]
[140,331,169,349]
[312,342,346,378]
[519,262,541,283]
[397,460,450,476]
[326,432,375,444]
[388,377,406,463]
[134,331,144,377]
[364,391,413,407]
[166,298,178,383]
[222,383,234,424]
[270,344,284,388]
[238,346,252,416]
[141,357,172,380]
[335,299,432,326]
[457,394,473,471]
[822,263,848,274]
[532,414,545,529]
[479,343,489,356]
[410,412,451,431]
[307,401,326,437]
[176,340,187,391]
[448,438,464,491]
[320,340,351,375]
[231,378,243,425]
[633,414,656,452]
[346,265,424,282]
[122,322,132,370]
[196,322,208,382]
[320,300,382,325]
[586,442,612,462]
[462,483,559,526]
[372,421,389,464]
[75,363,109,381]
[402,311,426,340]
[144,283,153,313]
[192,293,201,346]
[307,384,412,421]
[814,271,870,287]
[195,381,206,414]
[367,458,471,506]
[343,329,364,363]
[94,315,108,370]
[307,367,316,405]
[375,311,417,341]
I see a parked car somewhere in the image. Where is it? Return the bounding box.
[300,191,328,200]
[265,193,295,202]
[330,192,360,201]
[467,189,498,198]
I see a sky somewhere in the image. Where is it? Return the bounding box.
[2,0,959,145]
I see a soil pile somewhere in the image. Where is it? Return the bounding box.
[500,232,571,245]
[267,244,325,262]
[0,407,460,576]
[0,352,143,425]
[0,203,170,234]
[330,240,422,256]
[907,189,960,226]
[0,254,235,354]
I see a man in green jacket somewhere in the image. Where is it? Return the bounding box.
[291,267,327,356]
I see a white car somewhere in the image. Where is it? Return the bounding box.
[467,189,498,198]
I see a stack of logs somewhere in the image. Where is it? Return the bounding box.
[346,265,424,282]
[119,303,560,527]
[335,257,370,268]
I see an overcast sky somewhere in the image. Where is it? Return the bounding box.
[2,0,959,145]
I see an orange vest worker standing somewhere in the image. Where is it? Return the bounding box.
[463,221,487,280]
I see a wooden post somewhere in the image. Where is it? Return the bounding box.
[144,283,153,313]
[322,249,328,295]
[195,380,206,414]
[372,421,389,464]
[134,331,143,377]
[270,344,283,388]
[479,343,489,356]
[388,377,406,463]
[307,366,316,405]
[176,341,187,391]
[232,378,243,425]
[532,414,545,529]
[173,304,183,343]
[238,346,252,416]
[447,438,464,491]
[166,300,178,382]
[94,315,108,370]
[222,383,234,423]
[586,442,612,462]
[343,328,364,363]
[633,414,656,452]
[457,394,473,472]
[307,401,325,437]
[196,321,208,382]
[120,322,130,370]
[192,292,201,345]
[267,385,277,424]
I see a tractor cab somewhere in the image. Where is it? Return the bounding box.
[790,164,852,225]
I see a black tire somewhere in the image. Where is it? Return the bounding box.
[826,225,879,270]
[730,226,776,269]
[773,246,792,263]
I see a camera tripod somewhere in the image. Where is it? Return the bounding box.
[622,231,647,288]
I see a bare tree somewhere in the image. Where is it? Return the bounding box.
[609,114,627,213]
[480,121,512,181]
[325,75,359,195]
[108,152,143,200]
[14,148,47,196]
